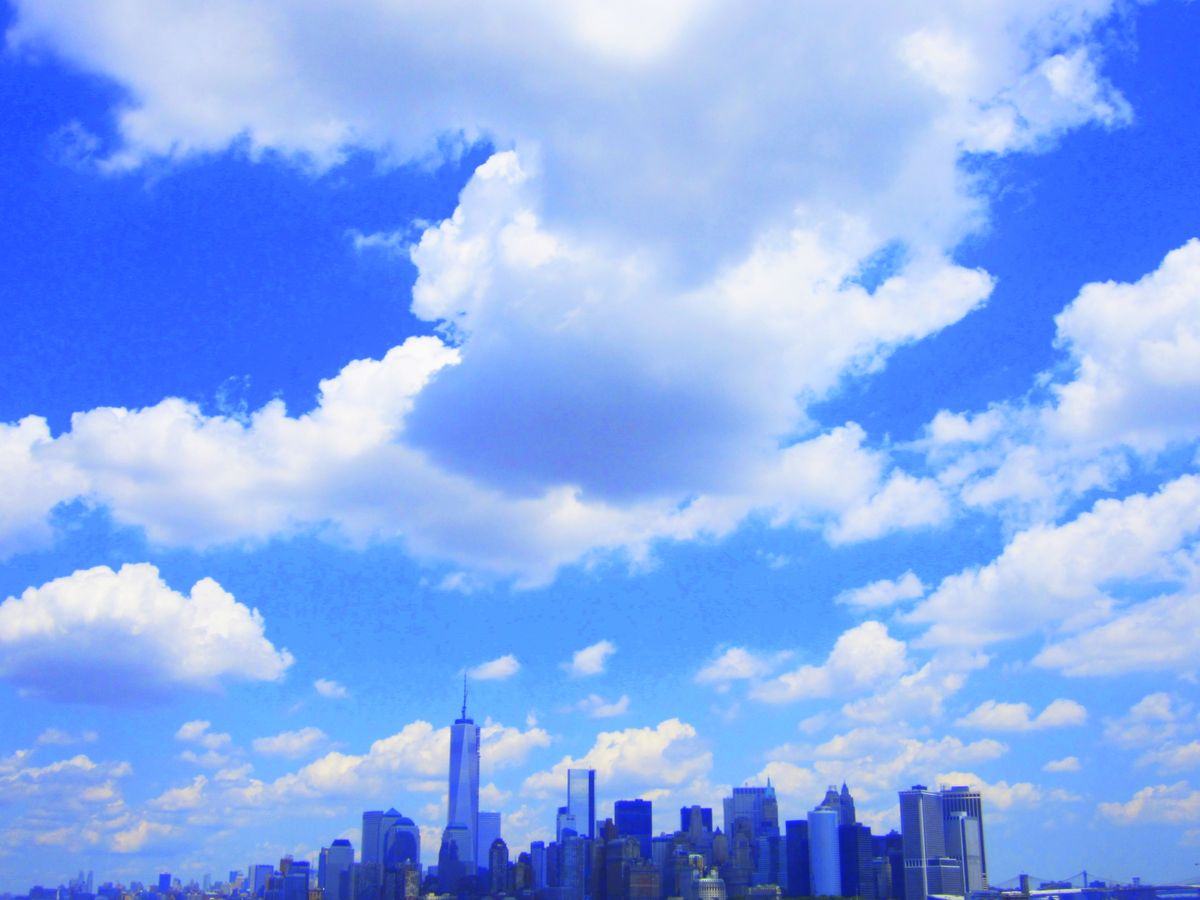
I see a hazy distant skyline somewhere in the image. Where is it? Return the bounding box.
[1,0,1199,889]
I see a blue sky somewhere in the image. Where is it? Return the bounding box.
[2,0,1199,890]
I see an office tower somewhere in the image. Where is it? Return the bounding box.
[628,860,662,900]
[489,839,509,894]
[838,822,874,899]
[873,831,905,900]
[478,811,502,874]
[159,875,172,894]
[615,799,653,858]
[723,785,779,840]
[561,831,588,900]
[252,865,274,898]
[439,826,469,894]
[531,841,547,889]
[753,834,786,888]
[785,820,811,898]
[558,806,579,842]
[840,783,857,827]
[385,816,421,868]
[283,862,310,900]
[320,840,355,900]
[362,812,385,866]
[448,687,481,872]
[807,807,841,897]
[944,813,984,894]
[568,768,597,840]
[901,785,965,900]
[681,806,714,834]
[940,785,987,889]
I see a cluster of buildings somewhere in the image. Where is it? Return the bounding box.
[309,697,989,900]
[5,700,1188,900]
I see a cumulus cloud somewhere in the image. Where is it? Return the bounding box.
[760,730,1007,811]
[468,654,521,680]
[1044,756,1081,773]
[576,694,630,719]
[956,699,1087,731]
[0,1,1136,585]
[150,775,208,811]
[751,622,908,703]
[523,719,710,798]
[1103,693,1195,749]
[924,240,1200,521]
[224,718,548,810]
[111,819,178,853]
[0,564,293,704]
[1099,782,1200,825]
[1033,590,1200,676]
[1137,742,1200,775]
[695,647,791,688]
[835,571,925,610]
[935,771,1059,811]
[314,678,350,699]
[252,728,328,759]
[907,475,1200,648]
[564,640,617,677]
[842,652,987,724]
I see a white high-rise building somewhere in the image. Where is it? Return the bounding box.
[448,684,481,872]
[478,811,502,872]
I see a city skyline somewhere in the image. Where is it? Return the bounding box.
[2,0,1200,892]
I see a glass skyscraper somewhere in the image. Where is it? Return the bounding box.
[567,768,596,840]
[448,691,481,871]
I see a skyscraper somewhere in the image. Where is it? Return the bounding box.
[807,807,841,897]
[784,820,811,899]
[318,840,354,900]
[723,785,779,840]
[478,811,502,874]
[940,785,987,889]
[900,785,964,900]
[615,799,653,858]
[448,684,481,872]
[568,768,596,840]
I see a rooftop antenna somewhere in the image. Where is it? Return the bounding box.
[462,673,469,719]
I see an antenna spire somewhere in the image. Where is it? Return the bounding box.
[462,673,468,719]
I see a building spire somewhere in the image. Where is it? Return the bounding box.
[462,673,468,719]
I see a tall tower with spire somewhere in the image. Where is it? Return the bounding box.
[447,676,481,873]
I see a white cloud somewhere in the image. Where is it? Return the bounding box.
[907,475,1200,648]
[0,564,293,704]
[314,678,350,699]
[841,652,987,724]
[111,819,178,853]
[523,719,710,798]
[956,698,1087,732]
[175,721,231,750]
[695,647,790,688]
[1044,756,1081,773]
[564,640,617,677]
[1103,693,1195,749]
[935,771,1056,811]
[760,731,1007,812]
[0,2,1134,585]
[924,240,1200,522]
[1099,782,1200,825]
[252,728,328,759]
[1137,742,1200,775]
[576,694,630,719]
[36,728,97,746]
[835,571,925,610]
[1033,590,1200,677]
[751,622,907,703]
[151,775,208,811]
[468,654,521,681]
